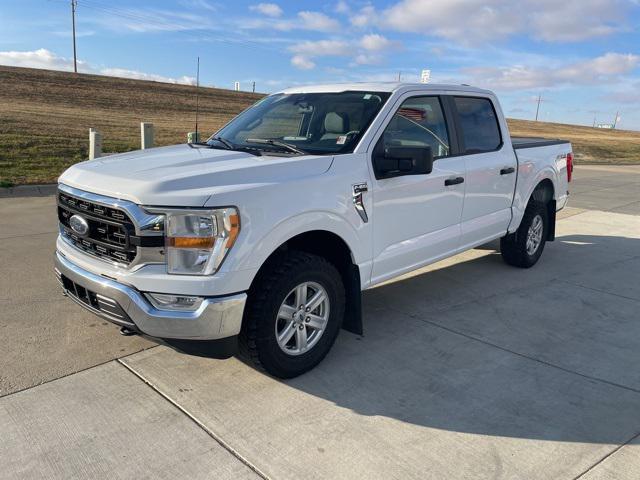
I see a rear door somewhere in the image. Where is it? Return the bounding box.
[450,95,517,248]
[369,93,466,284]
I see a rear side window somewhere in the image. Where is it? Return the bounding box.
[453,97,502,154]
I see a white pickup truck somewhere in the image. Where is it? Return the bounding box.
[55,83,573,378]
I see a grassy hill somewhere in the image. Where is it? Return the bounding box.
[1,65,639,185]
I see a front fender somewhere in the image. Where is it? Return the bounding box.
[243,210,366,272]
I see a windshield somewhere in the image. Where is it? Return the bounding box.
[210,91,391,155]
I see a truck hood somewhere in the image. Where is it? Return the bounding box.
[59,144,334,206]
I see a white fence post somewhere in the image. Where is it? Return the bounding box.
[89,128,102,160]
[141,122,154,149]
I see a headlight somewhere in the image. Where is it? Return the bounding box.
[150,207,239,275]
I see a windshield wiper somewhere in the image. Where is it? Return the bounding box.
[246,138,306,155]
[190,136,262,156]
[209,136,235,150]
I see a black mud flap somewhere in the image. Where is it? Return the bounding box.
[547,199,556,241]
[342,263,363,335]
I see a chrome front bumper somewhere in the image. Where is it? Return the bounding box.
[54,251,246,340]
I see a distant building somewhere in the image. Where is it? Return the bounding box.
[596,124,614,129]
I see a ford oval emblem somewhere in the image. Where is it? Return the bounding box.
[69,214,89,236]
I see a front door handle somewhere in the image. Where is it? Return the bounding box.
[500,167,515,175]
[444,177,465,186]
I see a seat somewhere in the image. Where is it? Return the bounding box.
[321,112,349,141]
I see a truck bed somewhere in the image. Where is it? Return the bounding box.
[511,137,570,149]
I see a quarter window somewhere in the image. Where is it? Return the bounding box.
[453,97,502,154]
[378,96,450,159]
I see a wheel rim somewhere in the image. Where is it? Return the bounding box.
[275,281,330,356]
[526,214,544,256]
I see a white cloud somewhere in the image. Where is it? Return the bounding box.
[290,55,315,70]
[249,3,283,17]
[350,5,377,27]
[528,0,625,42]
[463,52,640,90]
[287,36,400,70]
[0,48,82,71]
[383,0,520,43]
[352,53,382,65]
[335,1,350,13]
[289,39,351,56]
[297,11,340,31]
[239,9,340,32]
[359,34,394,51]
[288,40,351,70]
[100,68,197,85]
[380,0,629,44]
[0,49,197,85]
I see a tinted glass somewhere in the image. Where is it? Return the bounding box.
[378,96,450,158]
[454,97,502,153]
[214,91,390,155]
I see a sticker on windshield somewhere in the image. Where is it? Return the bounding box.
[336,135,347,145]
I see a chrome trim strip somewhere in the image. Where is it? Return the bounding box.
[55,251,246,340]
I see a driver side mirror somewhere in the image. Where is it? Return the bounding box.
[373,145,434,179]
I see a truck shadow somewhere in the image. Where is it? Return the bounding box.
[284,233,640,443]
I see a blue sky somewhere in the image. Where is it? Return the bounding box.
[1,0,639,129]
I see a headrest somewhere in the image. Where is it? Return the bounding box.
[324,112,347,133]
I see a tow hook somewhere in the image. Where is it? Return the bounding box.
[119,326,137,336]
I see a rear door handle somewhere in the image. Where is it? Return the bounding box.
[444,177,464,186]
[500,167,515,175]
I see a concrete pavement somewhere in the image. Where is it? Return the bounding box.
[1,164,639,479]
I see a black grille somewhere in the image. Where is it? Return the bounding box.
[59,273,135,328]
[58,191,137,265]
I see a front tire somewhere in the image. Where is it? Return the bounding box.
[500,200,548,268]
[239,251,345,378]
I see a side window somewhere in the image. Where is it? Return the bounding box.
[379,96,451,159]
[453,97,502,153]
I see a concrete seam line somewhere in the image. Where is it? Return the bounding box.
[0,231,58,240]
[117,358,272,480]
[0,346,158,400]
[557,279,640,304]
[385,305,640,395]
[571,430,640,480]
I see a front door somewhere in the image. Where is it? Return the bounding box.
[370,94,465,285]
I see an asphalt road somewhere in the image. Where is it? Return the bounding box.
[1,164,639,479]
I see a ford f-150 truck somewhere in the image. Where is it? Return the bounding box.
[55,83,573,378]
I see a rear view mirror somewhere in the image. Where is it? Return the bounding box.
[373,145,434,179]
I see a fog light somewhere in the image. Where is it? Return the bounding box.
[145,293,204,311]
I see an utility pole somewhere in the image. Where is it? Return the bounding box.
[613,111,619,129]
[71,0,78,73]
[535,94,542,121]
[252,81,255,93]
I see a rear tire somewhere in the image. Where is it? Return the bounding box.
[500,200,548,268]
[239,251,345,378]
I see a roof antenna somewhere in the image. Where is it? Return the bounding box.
[194,56,200,142]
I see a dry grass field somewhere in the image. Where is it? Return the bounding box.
[1,65,638,185]
[0,66,261,185]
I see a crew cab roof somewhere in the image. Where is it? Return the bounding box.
[277,82,493,96]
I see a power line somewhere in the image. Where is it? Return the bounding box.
[72,0,281,54]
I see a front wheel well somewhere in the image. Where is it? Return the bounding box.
[250,230,363,335]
